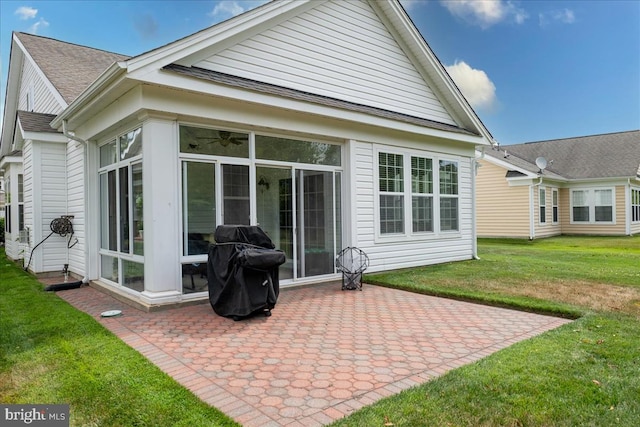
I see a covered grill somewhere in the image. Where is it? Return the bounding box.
[207,225,286,320]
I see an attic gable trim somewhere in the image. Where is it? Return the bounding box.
[164,63,478,138]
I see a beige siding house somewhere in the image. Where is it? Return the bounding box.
[1,0,493,309]
[476,130,640,239]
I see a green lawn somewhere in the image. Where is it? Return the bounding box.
[2,236,639,426]
[0,252,239,427]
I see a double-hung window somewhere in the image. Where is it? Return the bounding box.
[632,188,640,222]
[378,153,404,234]
[552,189,559,224]
[539,187,546,224]
[571,188,614,223]
[439,160,459,232]
[411,156,433,232]
[377,150,459,237]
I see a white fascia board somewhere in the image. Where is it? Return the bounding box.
[1,39,24,157]
[143,70,485,146]
[566,177,634,187]
[125,0,318,74]
[480,152,538,178]
[375,0,493,146]
[22,131,67,143]
[0,156,23,169]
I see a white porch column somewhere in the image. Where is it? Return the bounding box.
[140,113,181,304]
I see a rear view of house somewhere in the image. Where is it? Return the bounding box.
[476,130,640,239]
[1,0,492,308]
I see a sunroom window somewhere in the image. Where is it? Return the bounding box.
[98,127,144,291]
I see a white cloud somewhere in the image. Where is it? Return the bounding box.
[540,8,576,27]
[15,6,38,20]
[209,1,268,22]
[445,60,497,110]
[28,17,49,34]
[440,0,528,29]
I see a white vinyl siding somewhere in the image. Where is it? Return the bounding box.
[195,0,455,125]
[66,141,86,276]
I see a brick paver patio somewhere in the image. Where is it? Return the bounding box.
[56,282,571,426]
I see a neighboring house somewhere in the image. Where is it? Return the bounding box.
[476,130,640,239]
[1,0,492,308]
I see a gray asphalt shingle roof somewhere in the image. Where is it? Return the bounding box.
[17,111,60,133]
[16,32,129,104]
[485,130,640,180]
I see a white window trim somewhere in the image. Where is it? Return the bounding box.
[373,145,461,243]
[569,187,616,225]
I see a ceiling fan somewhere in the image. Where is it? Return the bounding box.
[197,130,248,147]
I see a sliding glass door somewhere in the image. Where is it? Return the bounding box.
[256,166,340,281]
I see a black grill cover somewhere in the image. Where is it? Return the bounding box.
[208,225,285,320]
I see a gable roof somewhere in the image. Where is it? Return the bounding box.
[14,32,129,105]
[484,130,640,180]
[51,0,493,144]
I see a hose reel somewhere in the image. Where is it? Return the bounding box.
[24,215,78,271]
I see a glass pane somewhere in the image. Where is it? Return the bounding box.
[132,163,143,256]
[411,156,433,194]
[119,128,142,160]
[180,125,249,158]
[256,135,341,166]
[299,170,335,277]
[256,167,293,280]
[100,254,119,283]
[119,167,130,253]
[100,141,117,167]
[122,260,144,292]
[552,190,558,205]
[440,197,459,231]
[223,164,250,225]
[540,206,546,223]
[595,189,612,206]
[412,196,433,232]
[335,172,342,254]
[182,262,208,293]
[539,189,546,207]
[595,206,612,222]
[100,171,117,251]
[573,206,589,222]
[379,152,403,193]
[439,160,458,195]
[17,174,23,202]
[380,194,404,234]
[572,190,587,206]
[183,162,216,255]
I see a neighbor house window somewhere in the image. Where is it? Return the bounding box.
[632,188,640,222]
[439,160,459,232]
[539,187,546,224]
[378,152,404,234]
[552,189,559,224]
[571,188,614,223]
[98,127,144,290]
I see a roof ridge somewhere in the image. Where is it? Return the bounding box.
[521,129,640,145]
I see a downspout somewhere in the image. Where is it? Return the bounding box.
[62,120,90,284]
[472,148,486,260]
[529,175,544,240]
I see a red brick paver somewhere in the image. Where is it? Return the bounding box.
[56,283,571,426]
